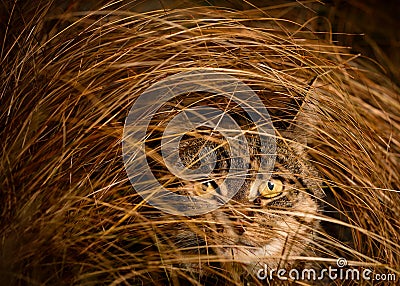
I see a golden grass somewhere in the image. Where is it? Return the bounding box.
[1,1,399,285]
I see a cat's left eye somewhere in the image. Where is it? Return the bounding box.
[259,178,284,198]
[202,182,215,193]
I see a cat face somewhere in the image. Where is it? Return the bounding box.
[174,136,322,270]
[150,92,324,270]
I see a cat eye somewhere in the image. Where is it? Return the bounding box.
[259,178,284,198]
[193,181,216,196]
[202,182,215,193]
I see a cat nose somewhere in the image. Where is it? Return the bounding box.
[253,197,262,205]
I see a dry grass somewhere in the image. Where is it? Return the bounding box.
[0,1,399,285]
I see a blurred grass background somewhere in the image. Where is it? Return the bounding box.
[189,0,400,84]
[109,0,400,83]
[1,0,398,83]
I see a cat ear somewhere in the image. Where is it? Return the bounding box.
[278,76,319,144]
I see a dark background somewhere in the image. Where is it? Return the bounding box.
[209,0,400,84]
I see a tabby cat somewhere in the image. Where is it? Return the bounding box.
[144,90,325,281]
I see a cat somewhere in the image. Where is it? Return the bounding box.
[145,89,325,282]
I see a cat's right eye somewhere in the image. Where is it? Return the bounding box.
[259,178,284,199]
